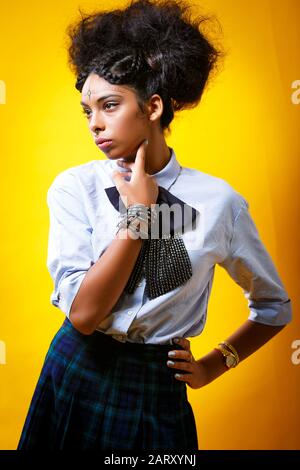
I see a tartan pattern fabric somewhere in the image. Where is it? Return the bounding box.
[17,318,198,450]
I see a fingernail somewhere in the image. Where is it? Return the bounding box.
[144,139,148,146]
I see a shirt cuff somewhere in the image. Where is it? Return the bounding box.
[247,298,292,326]
[50,271,86,318]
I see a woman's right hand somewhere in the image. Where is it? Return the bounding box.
[111,139,159,208]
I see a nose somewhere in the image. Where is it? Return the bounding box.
[88,111,104,135]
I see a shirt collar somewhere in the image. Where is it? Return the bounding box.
[103,146,181,190]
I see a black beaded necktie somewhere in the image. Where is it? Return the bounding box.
[104,168,199,299]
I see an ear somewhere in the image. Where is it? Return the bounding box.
[146,94,164,123]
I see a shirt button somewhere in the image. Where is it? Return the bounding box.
[127,310,134,316]
[115,334,126,341]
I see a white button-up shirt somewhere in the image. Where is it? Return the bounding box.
[46,147,292,344]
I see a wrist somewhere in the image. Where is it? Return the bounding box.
[116,203,153,239]
[213,348,230,371]
[116,227,143,244]
[196,349,229,385]
[215,342,240,369]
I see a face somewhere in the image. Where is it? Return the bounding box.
[80,73,150,160]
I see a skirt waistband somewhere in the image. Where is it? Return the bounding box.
[62,317,185,355]
[95,330,184,353]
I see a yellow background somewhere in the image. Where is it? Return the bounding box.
[0,0,299,450]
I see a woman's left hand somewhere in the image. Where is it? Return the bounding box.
[166,337,208,389]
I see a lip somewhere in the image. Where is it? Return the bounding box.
[95,137,112,145]
[97,140,113,150]
[95,137,112,150]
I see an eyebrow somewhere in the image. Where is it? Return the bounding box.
[80,94,123,107]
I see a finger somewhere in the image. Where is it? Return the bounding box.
[131,139,148,179]
[117,160,133,171]
[111,170,130,188]
[166,360,192,371]
[119,172,132,182]
[172,337,191,351]
[174,373,192,383]
[112,169,132,178]
[167,350,193,362]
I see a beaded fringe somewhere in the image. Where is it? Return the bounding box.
[124,233,193,299]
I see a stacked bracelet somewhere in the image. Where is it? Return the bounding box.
[115,203,157,239]
[219,341,239,361]
[214,341,240,369]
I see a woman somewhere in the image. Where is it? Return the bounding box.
[17,0,292,450]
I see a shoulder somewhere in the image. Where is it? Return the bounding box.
[46,160,100,214]
[181,165,249,220]
[48,160,100,192]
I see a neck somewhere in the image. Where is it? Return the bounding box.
[118,134,171,175]
[144,142,171,175]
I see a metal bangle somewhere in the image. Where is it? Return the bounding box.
[115,203,155,239]
[218,341,240,363]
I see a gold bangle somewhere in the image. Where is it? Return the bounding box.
[215,345,239,369]
[217,342,239,368]
[219,341,239,362]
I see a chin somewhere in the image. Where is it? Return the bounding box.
[103,142,138,161]
[112,151,136,161]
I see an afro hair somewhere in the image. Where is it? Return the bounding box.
[66,0,225,134]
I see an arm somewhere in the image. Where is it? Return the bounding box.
[200,196,292,385]
[167,195,292,388]
[70,229,142,334]
[47,181,144,336]
[47,182,142,334]
[47,140,156,335]
[171,320,287,389]
[197,320,286,385]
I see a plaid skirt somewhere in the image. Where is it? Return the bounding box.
[17,317,198,450]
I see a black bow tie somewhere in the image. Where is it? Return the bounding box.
[104,185,199,299]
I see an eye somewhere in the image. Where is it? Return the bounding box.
[104,102,118,110]
[81,102,118,118]
[82,108,91,118]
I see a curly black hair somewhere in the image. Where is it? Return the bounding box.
[66,0,225,134]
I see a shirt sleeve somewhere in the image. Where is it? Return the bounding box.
[46,172,94,318]
[218,196,292,326]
